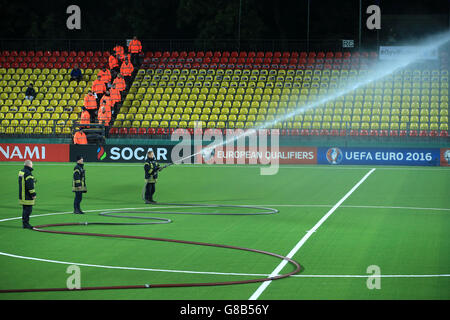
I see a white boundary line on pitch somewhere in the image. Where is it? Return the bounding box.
[265,204,450,212]
[0,203,448,224]
[248,168,377,300]
[0,251,448,279]
[0,206,180,223]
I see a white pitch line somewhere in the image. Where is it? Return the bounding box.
[0,203,447,224]
[262,204,450,212]
[248,168,377,300]
[0,206,179,223]
[291,274,450,278]
[0,251,448,279]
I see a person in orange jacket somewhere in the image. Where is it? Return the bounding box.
[113,73,126,94]
[98,104,112,138]
[128,36,142,66]
[110,83,122,115]
[113,44,125,62]
[80,107,90,125]
[83,90,98,123]
[91,75,106,114]
[120,59,134,90]
[100,92,112,113]
[92,75,106,95]
[109,53,120,75]
[73,128,88,145]
[98,67,111,85]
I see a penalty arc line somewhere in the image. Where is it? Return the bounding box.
[248,168,377,300]
[0,199,447,281]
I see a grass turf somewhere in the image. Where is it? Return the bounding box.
[0,162,448,300]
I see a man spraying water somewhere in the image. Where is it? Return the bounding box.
[144,151,162,204]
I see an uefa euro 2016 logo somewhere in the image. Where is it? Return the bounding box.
[326,147,343,164]
[444,149,450,165]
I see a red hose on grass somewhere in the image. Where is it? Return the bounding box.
[0,221,302,293]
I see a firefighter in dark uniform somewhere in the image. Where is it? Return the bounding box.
[18,160,36,229]
[73,155,87,214]
[144,151,163,204]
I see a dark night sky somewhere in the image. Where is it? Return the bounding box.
[0,0,447,42]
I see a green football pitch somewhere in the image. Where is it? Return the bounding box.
[0,162,448,300]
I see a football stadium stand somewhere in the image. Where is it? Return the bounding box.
[0,49,448,138]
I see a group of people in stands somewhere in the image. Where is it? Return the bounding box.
[74,36,142,144]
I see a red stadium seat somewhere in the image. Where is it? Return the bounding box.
[330,129,339,136]
[439,131,448,137]
[389,130,398,137]
[194,128,203,136]
[360,129,369,136]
